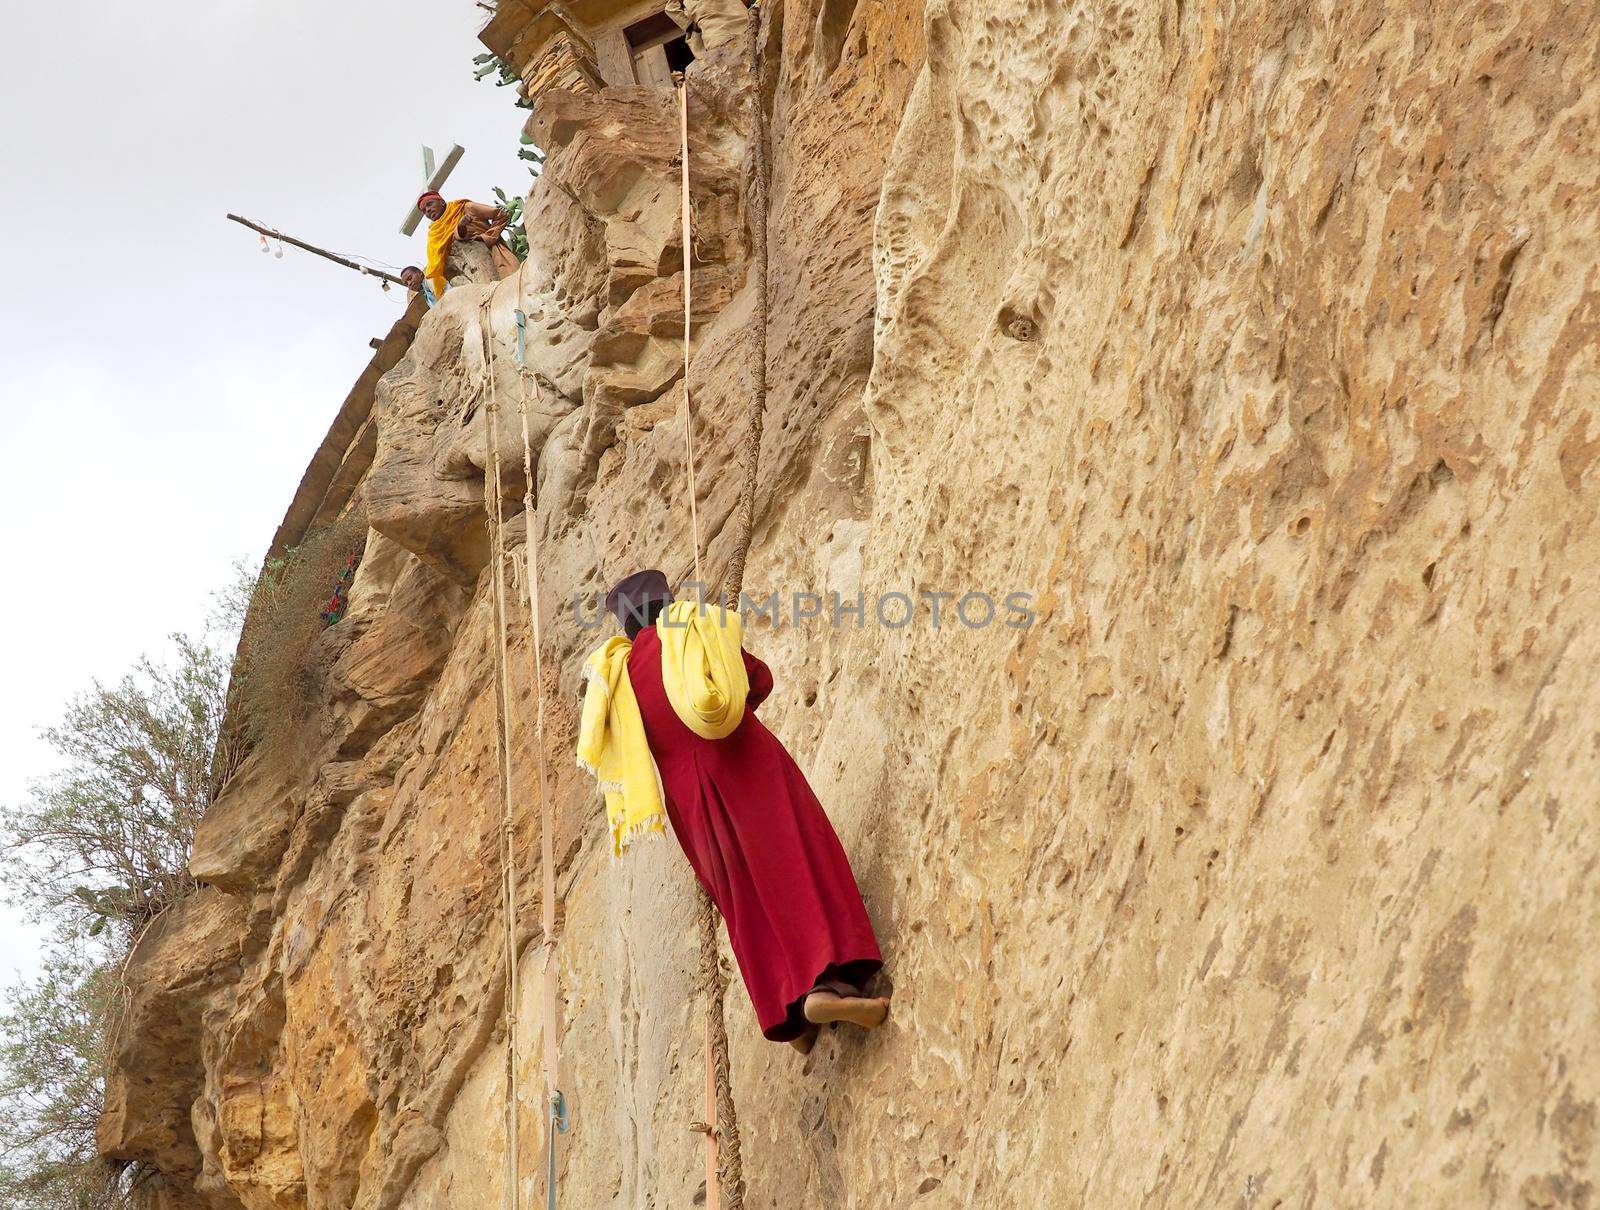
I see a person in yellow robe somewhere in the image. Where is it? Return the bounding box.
[417,190,520,298]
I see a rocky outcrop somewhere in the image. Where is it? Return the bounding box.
[105,1,1600,1207]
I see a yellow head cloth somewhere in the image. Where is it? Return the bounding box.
[423,199,469,300]
[657,600,748,740]
[576,636,665,855]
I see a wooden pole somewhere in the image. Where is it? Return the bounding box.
[224,214,406,286]
[399,142,466,235]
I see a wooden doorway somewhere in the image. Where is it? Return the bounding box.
[624,12,694,88]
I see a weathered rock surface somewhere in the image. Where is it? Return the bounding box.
[105,1,1600,1206]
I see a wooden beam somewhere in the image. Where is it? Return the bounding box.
[225,214,406,285]
[399,143,467,235]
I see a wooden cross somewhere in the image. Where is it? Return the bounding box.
[398,143,466,235]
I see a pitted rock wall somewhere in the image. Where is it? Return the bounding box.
[102,2,1600,1207]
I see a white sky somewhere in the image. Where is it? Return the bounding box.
[0,1,528,993]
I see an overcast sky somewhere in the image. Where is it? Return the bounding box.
[0,1,528,994]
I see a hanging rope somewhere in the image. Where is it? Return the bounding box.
[679,78,706,589]
[512,306,572,1209]
[678,4,771,1201]
[723,0,772,610]
[480,305,524,1210]
[676,74,731,1210]
[482,298,572,1210]
[466,14,769,1201]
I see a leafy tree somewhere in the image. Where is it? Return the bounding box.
[0,947,132,1209]
[0,628,232,1204]
[210,557,258,641]
[471,51,545,263]
[1,635,229,947]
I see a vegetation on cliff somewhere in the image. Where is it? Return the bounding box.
[0,630,231,1205]
[0,517,369,1203]
[0,948,124,1208]
[227,511,368,760]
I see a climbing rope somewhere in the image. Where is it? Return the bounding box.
[479,307,525,1210]
[679,79,706,589]
[511,305,572,1207]
[470,16,772,1203]
[675,76,729,1210]
[481,298,570,1210]
[446,7,774,1196]
[678,4,771,1201]
[722,1,772,610]
[675,73,737,1210]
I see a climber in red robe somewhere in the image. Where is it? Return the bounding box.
[606,569,889,1052]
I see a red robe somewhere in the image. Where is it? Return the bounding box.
[627,626,882,1040]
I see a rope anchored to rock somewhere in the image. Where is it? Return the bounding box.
[676,4,771,1200]
[480,297,569,1210]
[479,312,524,1209]
[512,306,573,1210]
[470,11,772,1202]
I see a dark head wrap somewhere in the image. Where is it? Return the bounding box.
[605,569,673,633]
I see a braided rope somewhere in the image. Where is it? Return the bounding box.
[480,307,523,1210]
[691,8,773,1207]
[678,79,706,589]
[721,2,772,612]
[512,305,567,1205]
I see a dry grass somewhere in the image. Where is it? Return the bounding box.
[231,509,368,756]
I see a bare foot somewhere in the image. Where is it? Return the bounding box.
[803,991,891,1030]
[789,1023,821,1055]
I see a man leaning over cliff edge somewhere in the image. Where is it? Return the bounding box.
[416,190,519,300]
[578,570,890,1054]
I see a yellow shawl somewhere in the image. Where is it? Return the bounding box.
[423,199,468,300]
[576,603,749,854]
[657,600,748,740]
[578,636,665,854]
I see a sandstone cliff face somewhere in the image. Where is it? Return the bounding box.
[103,2,1600,1207]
